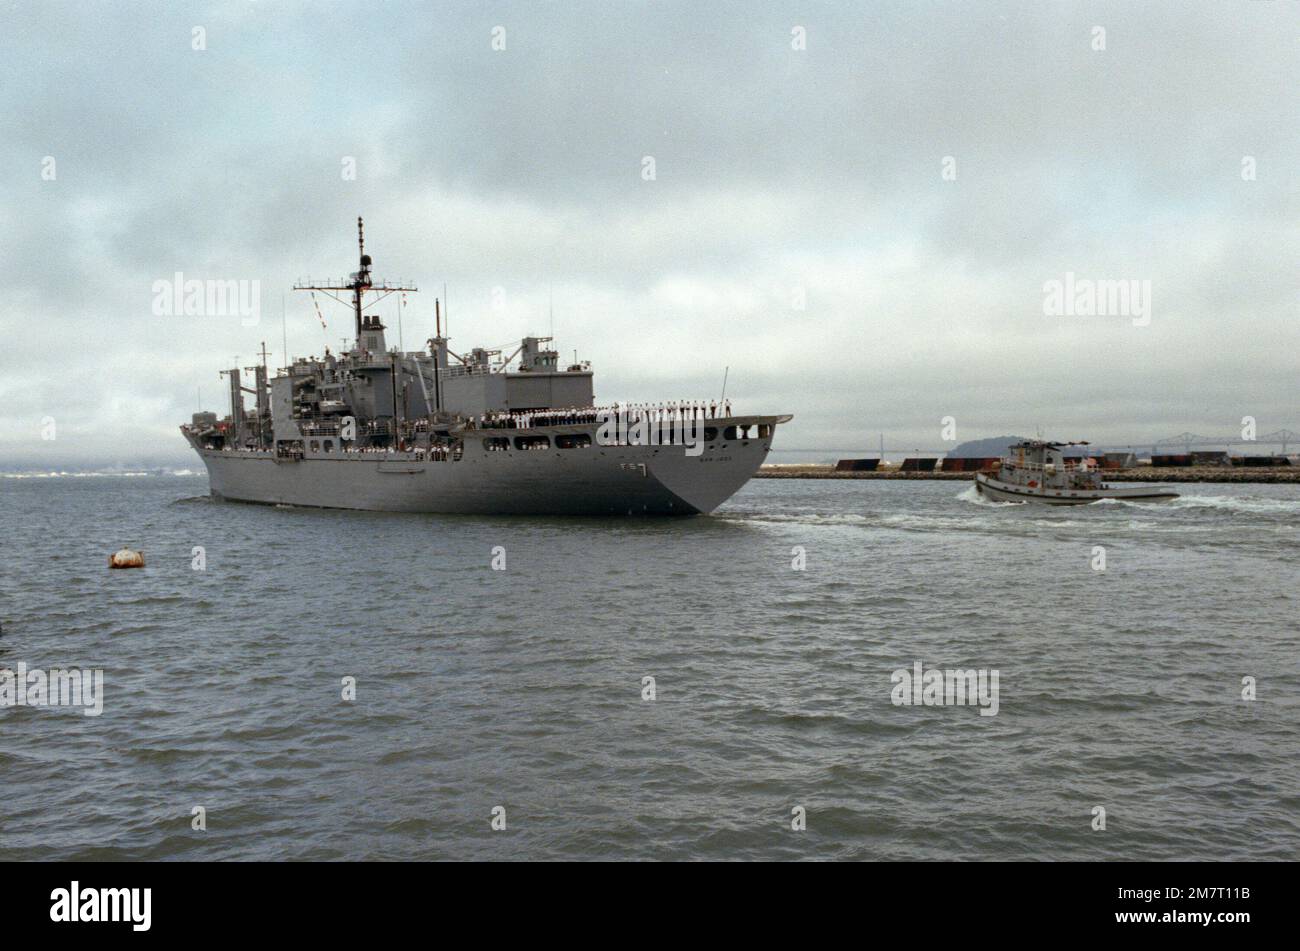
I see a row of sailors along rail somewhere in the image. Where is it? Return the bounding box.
[475,399,733,431]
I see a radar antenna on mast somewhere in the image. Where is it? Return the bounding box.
[292,217,417,348]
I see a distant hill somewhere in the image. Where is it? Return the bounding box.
[947,436,1027,458]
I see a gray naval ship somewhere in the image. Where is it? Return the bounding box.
[182,219,791,515]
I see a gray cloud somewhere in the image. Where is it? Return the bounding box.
[1,1,1296,467]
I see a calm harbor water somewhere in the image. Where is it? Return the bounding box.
[1,474,1297,861]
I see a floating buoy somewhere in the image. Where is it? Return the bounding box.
[108,547,145,569]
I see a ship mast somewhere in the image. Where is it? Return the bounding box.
[292,217,418,350]
[353,216,370,343]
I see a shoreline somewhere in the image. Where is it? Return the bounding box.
[757,464,1300,484]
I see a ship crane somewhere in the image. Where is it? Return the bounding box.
[497,337,554,372]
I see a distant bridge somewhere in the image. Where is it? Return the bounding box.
[779,448,958,455]
[1152,430,1297,452]
[777,428,1298,457]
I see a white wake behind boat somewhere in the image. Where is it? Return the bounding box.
[973,440,1179,505]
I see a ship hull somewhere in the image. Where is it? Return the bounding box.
[974,472,1179,505]
[189,429,776,516]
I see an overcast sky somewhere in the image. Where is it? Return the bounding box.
[1,1,1296,468]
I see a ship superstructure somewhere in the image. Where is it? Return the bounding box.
[181,220,790,515]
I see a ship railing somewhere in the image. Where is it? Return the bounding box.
[1003,458,1094,470]
[445,364,494,378]
[296,420,342,436]
[473,401,730,429]
[473,410,603,431]
[1003,462,1097,475]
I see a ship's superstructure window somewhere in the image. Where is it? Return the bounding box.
[323,440,333,453]
[556,434,592,449]
[515,436,551,451]
[484,437,510,451]
[704,427,719,442]
[310,440,320,452]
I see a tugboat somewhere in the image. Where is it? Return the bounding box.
[974,440,1179,505]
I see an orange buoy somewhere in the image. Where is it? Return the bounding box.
[108,547,145,569]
